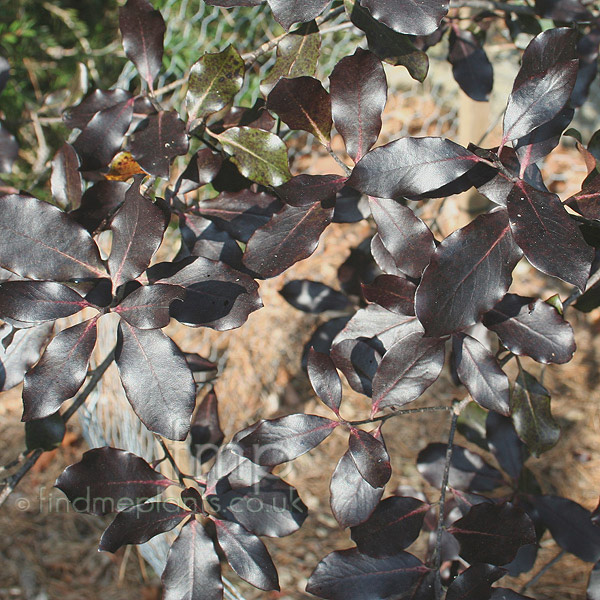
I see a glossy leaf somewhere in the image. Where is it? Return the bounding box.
[361,0,448,35]
[506,180,592,290]
[0,281,90,323]
[415,209,522,337]
[362,275,416,316]
[234,414,338,466]
[348,428,391,488]
[275,174,347,207]
[280,280,349,313]
[108,182,167,288]
[116,321,196,440]
[162,519,223,600]
[349,137,478,199]
[218,126,291,187]
[371,331,446,414]
[448,502,536,565]
[72,98,135,171]
[448,27,493,102]
[174,149,223,195]
[119,0,166,91]
[0,195,106,281]
[533,495,600,563]
[267,0,329,29]
[369,197,436,278]
[511,369,559,457]
[306,549,433,600]
[565,169,600,222]
[483,294,576,364]
[51,143,82,211]
[130,111,188,178]
[214,519,279,591]
[331,338,381,397]
[99,502,189,553]
[22,319,98,420]
[190,388,225,464]
[63,89,133,130]
[25,411,66,452]
[445,564,506,600]
[115,284,185,328]
[267,76,332,145]
[70,179,129,234]
[330,49,387,162]
[486,412,528,482]
[150,256,261,330]
[55,447,171,515]
[535,0,592,22]
[243,201,333,278]
[351,496,429,557]
[452,333,510,415]
[307,348,342,414]
[417,443,504,492]
[302,317,351,370]
[186,45,244,123]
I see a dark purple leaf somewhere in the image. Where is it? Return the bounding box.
[511,369,559,457]
[99,502,189,553]
[307,349,342,415]
[330,338,381,397]
[302,316,351,370]
[191,389,225,464]
[566,168,600,222]
[266,0,329,30]
[214,518,279,591]
[448,502,536,565]
[108,182,167,288]
[0,195,106,281]
[306,548,433,600]
[130,111,188,178]
[348,428,391,488]
[115,284,185,328]
[360,0,448,36]
[330,449,384,528]
[483,293,576,364]
[534,0,592,21]
[174,149,223,196]
[0,323,53,392]
[333,187,370,223]
[445,564,506,600]
[490,589,534,600]
[588,562,600,600]
[362,275,416,315]
[280,280,350,314]
[267,76,332,145]
[415,209,522,337]
[371,331,446,414]
[234,414,338,466]
[448,27,493,102]
[51,143,82,211]
[502,28,578,144]
[452,332,510,415]
[162,519,223,600]
[55,446,171,515]
[243,201,333,278]
[116,321,196,440]
[346,0,429,82]
[330,48,387,162]
[22,318,97,420]
[370,233,403,276]
[0,281,90,323]
[349,137,478,198]
[151,256,261,330]
[70,180,128,234]
[198,190,282,243]
[417,443,504,492]
[72,98,135,171]
[25,411,65,452]
[350,496,429,557]
[181,487,203,513]
[368,197,435,278]
[63,89,133,130]
[275,174,347,207]
[486,412,528,481]
[572,28,599,108]
[507,180,592,290]
[214,476,307,537]
[533,495,600,563]
[119,0,166,91]
[212,100,276,133]
[186,45,244,123]
[0,122,18,173]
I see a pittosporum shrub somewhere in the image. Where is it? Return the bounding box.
[2,0,600,598]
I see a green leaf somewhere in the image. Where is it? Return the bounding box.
[186,45,245,123]
[25,411,65,451]
[260,22,321,95]
[344,0,429,82]
[218,126,291,187]
[511,370,560,457]
[545,293,563,315]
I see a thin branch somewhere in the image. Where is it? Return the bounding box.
[348,405,452,427]
[154,436,186,487]
[519,549,566,593]
[327,146,353,177]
